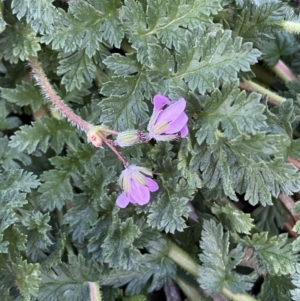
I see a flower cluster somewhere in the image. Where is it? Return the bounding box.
[88,95,189,208]
[115,95,189,146]
[115,95,189,208]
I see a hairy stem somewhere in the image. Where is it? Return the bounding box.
[221,287,258,301]
[281,20,300,34]
[29,56,130,166]
[176,277,205,301]
[167,240,199,278]
[271,60,297,83]
[28,56,90,132]
[89,282,102,301]
[240,80,286,105]
[167,240,259,301]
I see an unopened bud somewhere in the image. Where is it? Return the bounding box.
[115,130,140,147]
[87,126,103,148]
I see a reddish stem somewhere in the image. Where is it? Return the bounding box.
[29,56,90,132]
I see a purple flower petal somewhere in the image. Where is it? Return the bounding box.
[180,125,189,138]
[156,98,186,125]
[129,179,150,204]
[146,178,159,192]
[153,95,171,113]
[164,112,188,134]
[116,192,130,208]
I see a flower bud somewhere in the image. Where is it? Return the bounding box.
[87,126,103,148]
[115,130,140,147]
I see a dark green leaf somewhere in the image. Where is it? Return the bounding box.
[198,219,255,294]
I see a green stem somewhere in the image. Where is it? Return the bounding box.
[176,277,205,301]
[221,287,257,301]
[89,282,102,301]
[240,80,286,105]
[271,60,297,83]
[167,240,259,301]
[281,20,300,34]
[56,209,75,256]
[167,241,199,278]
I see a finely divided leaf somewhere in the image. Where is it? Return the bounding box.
[9,117,79,155]
[240,232,297,275]
[99,75,150,130]
[123,0,223,62]
[103,53,141,76]
[259,274,295,301]
[198,219,255,294]
[211,203,254,234]
[147,180,192,233]
[57,51,97,92]
[11,0,56,33]
[1,81,44,112]
[291,264,300,301]
[38,170,73,211]
[41,0,123,56]
[0,137,31,170]
[0,170,39,238]
[194,82,266,144]
[194,135,300,205]
[11,257,41,300]
[19,212,52,262]
[252,197,288,236]
[232,2,288,45]
[172,30,260,94]
[39,255,102,301]
[102,218,143,270]
[0,22,40,63]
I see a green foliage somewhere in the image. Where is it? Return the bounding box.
[211,203,254,234]
[0,0,300,300]
[0,170,39,235]
[291,264,300,301]
[11,0,57,34]
[57,50,97,92]
[194,81,266,144]
[0,256,41,301]
[1,81,44,111]
[41,0,123,55]
[239,232,298,275]
[192,135,300,205]
[171,30,260,94]
[198,219,256,294]
[0,22,40,63]
[123,0,223,61]
[0,137,31,170]
[231,2,288,46]
[102,218,143,270]
[260,32,300,66]
[0,102,22,131]
[252,197,288,236]
[38,169,73,211]
[19,211,52,262]
[101,238,177,296]
[259,274,295,301]
[12,257,41,300]
[9,117,79,154]
[39,255,102,301]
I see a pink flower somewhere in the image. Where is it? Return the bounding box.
[116,165,159,208]
[147,95,189,141]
